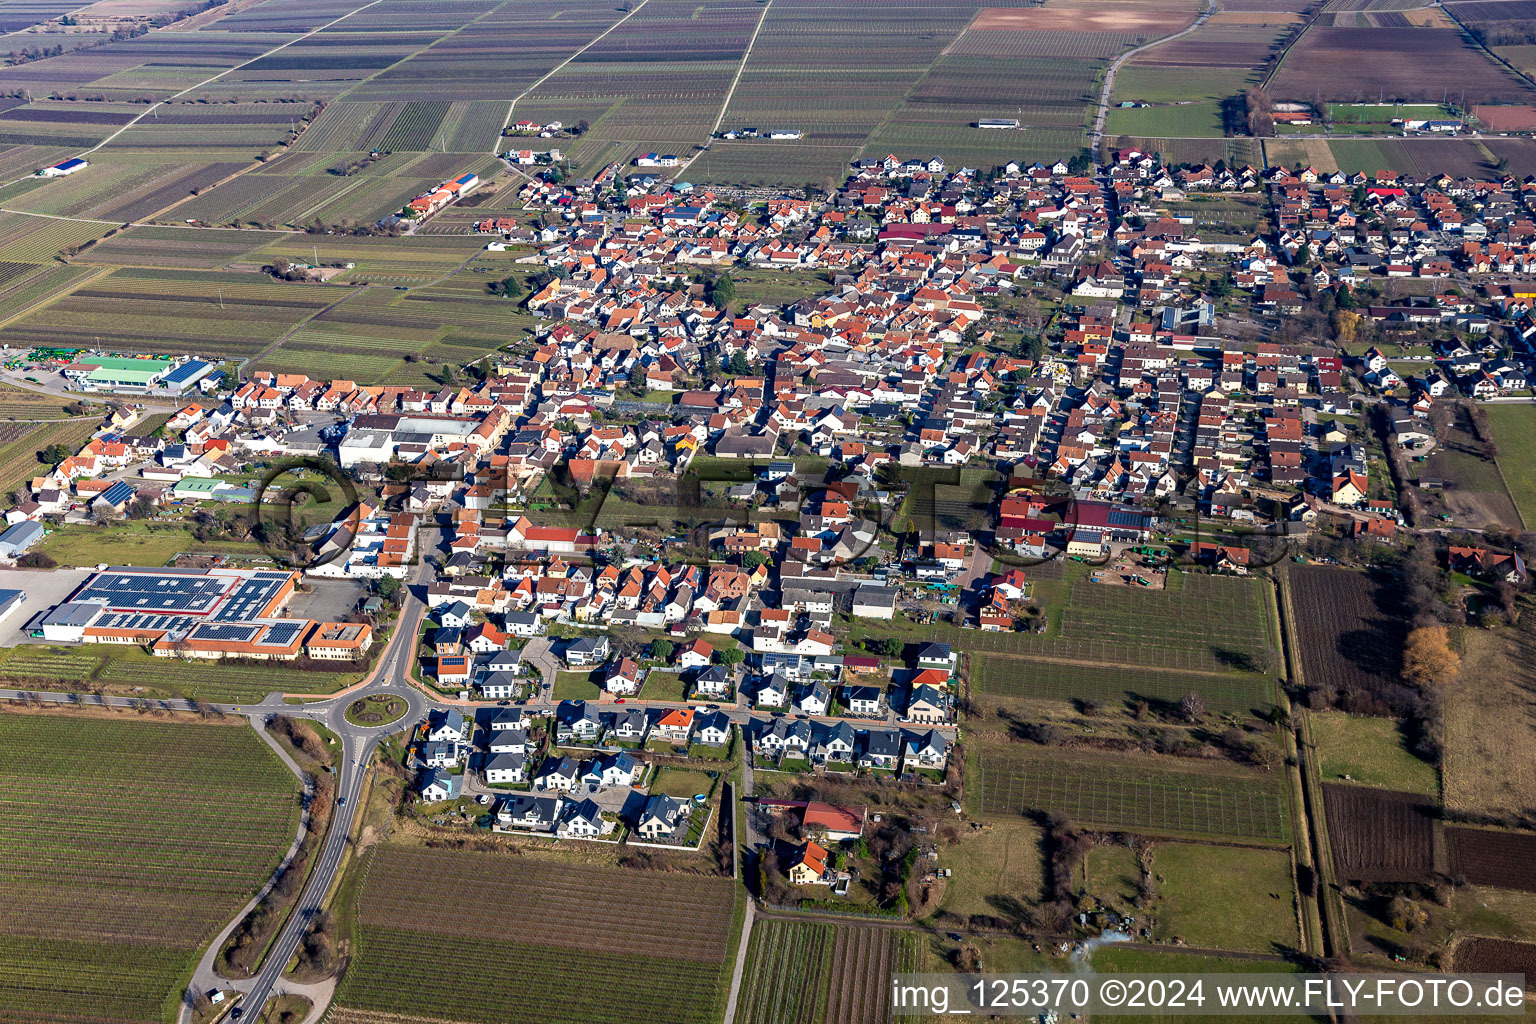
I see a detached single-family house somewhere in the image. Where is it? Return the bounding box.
[655,708,695,745]
[565,635,610,667]
[425,708,467,743]
[483,752,527,785]
[556,701,603,743]
[786,840,830,885]
[903,729,950,771]
[535,755,580,792]
[557,797,610,838]
[496,793,560,832]
[636,793,691,840]
[607,707,649,743]
[694,710,732,748]
[859,729,902,771]
[418,767,461,802]
[903,684,948,725]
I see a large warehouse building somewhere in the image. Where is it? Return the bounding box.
[38,566,370,661]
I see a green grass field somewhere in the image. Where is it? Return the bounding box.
[0,713,299,1024]
[1150,842,1300,953]
[1329,103,1448,123]
[1114,66,1254,105]
[1093,946,1312,1024]
[36,520,269,567]
[1486,405,1536,529]
[972,654,1275,717]
[969,745,1290,842]
[553,669,601,701]
[0,644,360,703]
[641,670,689,703]
[1105,101,1226,138]
[1310,711,1440,796]
[650,767,718,801]
[937,819,1044,927]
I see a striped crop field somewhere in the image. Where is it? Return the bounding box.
[331,845,741,1024]
[969,745,1291,842]
[0,713,299,1024]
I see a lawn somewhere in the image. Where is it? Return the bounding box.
[641,670,688,703]
[1309,711,1440,797]
[935,819,1044,927]
[0,713,299,1024]
[553,670,601,701]
[650,766,718,800]
[1149,842,1300,953]
[729,267,831,309]
[36,520,268,567]
[1485,405,1536,528]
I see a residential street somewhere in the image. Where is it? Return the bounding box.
[1,551,953,1024]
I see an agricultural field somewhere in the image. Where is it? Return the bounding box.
[0,418,97,499]
[0,641,360,702]
[0,212,108,264]
[1414,402,1521,530]
[1105,100,1226,137]
[1113,65,1256,105]
[1453,937,1536,975]
[1447,827,1536,893]
[78,224,283,270]
[1321,783,1438,883]
[331,845,741,1024]
[34,519,269,568]
[873,571,1276,675]
[1287,566,1402,699]
[0,382,76,419]
[1270,27,1536,105]
[971,653,1275,717]
[736,918,927,1024]
[969,744,1290,841]
[0,266,337,362]
[0,713,299,1024]
[1444,621,1536,819]
[1486,404,1536,528]
[1309,711,1440,796]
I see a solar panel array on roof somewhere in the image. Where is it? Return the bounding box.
[220,575,288,622]
[188,622,261,643]
[260,621,303,647]
[75,571,226,613]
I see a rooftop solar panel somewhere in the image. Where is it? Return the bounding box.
[261,622,303,646]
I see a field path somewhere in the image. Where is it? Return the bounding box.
[671,0,775,180]
[179,722,315,1018]
[1090,0,1217,166]
[721,900,757,1024]
[492,0,654,150]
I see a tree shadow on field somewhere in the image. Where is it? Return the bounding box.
[1211,647,1261,673]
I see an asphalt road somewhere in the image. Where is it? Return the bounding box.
[227,567,432,1021]
[2,553,953,1023]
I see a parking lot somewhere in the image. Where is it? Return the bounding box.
[0,567,93,646]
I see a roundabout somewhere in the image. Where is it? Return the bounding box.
[342,693,409,729]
